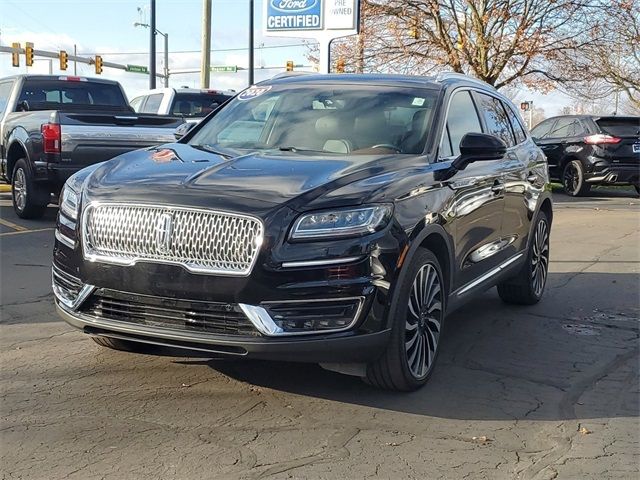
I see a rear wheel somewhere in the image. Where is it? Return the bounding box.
[365,249,445,391]
[498,211,550,305]
[92,336,151,353]
[12,159,48,219]
[562,160,590,197]
[634,184,640,197]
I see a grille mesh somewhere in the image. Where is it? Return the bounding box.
[82,204,263,275]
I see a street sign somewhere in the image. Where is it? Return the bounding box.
[126,64,149,74]
[266,0,323,31]
[210,65,237,73]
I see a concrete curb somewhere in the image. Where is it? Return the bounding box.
[0,184,11,193]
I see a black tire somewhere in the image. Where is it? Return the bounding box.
[365,249,445,391]
[11,158,48,219]
[91,336,151,353]
[634,184,640,197]
[498,211,550,305]
[562,160,591,197]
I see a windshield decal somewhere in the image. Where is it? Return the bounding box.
[237,85,272,101]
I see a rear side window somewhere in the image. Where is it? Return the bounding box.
[442,90,483,157]
[503,102,527,144]
[531,119,555,139]
[475,93,515,147]
[596,118,640,137]
[130,96,144,112]
[18,79,129,110]
[140,93,163,113]
[547,117,581,138]
[171,93,231,118]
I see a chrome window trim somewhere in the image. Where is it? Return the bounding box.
[81,202,265,276]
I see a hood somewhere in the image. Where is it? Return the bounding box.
[83,143,414,213]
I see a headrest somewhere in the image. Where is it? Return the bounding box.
[315,115,342,137]
[412,109,428,130]
[354,112,387,135]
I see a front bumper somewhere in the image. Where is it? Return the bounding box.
[56,300,390,363]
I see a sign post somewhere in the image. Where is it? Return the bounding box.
[263,0,360,75]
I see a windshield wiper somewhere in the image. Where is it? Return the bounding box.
[278,146,326,154]
[191,144,233,159]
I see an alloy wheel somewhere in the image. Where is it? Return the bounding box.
[531,219,550,297]
[405,263,443,378]
[13,168,27,212]
[563,163,579,194]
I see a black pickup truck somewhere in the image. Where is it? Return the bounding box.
[0,75,184,218]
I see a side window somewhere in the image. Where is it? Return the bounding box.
[130,96,144,112]
[475,93,515,147]
[547,117,575,138]
[531,119,555,139]
[503,102,527,144]
[444,91,483,157]
[567,120,585,137]
[140,93,163,114]
[0,81,14,116]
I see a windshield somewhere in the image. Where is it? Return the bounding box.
[171,92,232,118]
[188,84,438,155]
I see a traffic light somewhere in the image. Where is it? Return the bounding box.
[95,55,103,74]
[59,50,68,71]
[25,42,34,67]
[520,101,531,111]
[286,60,294,72]
[11,42,20,67]
[336,57,345,73]
[409,17,420,39]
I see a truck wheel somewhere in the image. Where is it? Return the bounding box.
[562,160,591,197]
[497,211,550,305]
[365,249,445,391]
[12,159,48,219]
[92,336,152,353]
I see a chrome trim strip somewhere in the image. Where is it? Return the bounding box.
[55,229,76,249]
[456,253,525,296]
[51,266,95,310]
[58,214,76,230]
[81,202,265,277]
[281,256,363,268]
[240,296,365,337]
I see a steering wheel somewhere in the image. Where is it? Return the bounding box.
[371,144,402,153]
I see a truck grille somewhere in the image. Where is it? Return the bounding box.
[82,203,263,275]
[81,288,259,336]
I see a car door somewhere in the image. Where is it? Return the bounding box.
[438,89,506,290]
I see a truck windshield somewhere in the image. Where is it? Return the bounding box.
[189,84,438,155]
[18,79,130,111]
[171,92,232,118]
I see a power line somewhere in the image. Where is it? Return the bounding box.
[77,42,312,56]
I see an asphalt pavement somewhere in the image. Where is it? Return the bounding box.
[1,187,638,480]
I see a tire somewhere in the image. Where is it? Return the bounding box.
[365,249,445,391]
[562,160,591,197]
[634,185,640,197]
[91,336,151,353]
[497,211,550,305]
[11,159,48,219]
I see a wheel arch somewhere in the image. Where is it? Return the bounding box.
[6,139,29,182]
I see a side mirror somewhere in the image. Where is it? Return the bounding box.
[17,100,30,112]
[452,133,507,171]
[174,122,195,141]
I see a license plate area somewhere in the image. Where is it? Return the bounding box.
[633,143,640,153]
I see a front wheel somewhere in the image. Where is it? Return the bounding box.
[92,336,153,353]
[498,211,550,305]
[12,159,48,219]
[365,249,445,391]
[562,160,590,197]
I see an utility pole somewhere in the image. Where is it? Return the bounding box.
[201,0,212,88]
[248,0,254,86]
[73,44,77,75]
[149,0,157,88]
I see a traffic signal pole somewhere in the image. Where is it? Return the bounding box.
[248,0,254,86]
[149,0,157,88]
[200,0,212,88]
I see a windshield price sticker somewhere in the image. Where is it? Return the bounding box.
[238,86,272,101]
[267,0,323,31]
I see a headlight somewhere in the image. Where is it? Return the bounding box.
[60,185,79,220]
[290,205,392,240]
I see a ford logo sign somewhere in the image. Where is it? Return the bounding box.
[270,0,319,13]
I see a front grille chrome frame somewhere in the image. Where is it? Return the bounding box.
[81,202,264,276]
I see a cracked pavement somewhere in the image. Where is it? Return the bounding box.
[1,190,639,479]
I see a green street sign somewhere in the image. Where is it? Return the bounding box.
[211,65,237,73]
[126,64,148,74]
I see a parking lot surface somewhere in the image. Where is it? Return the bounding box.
[1,189,638,480]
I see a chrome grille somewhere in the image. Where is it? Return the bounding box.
[82,203,263,275]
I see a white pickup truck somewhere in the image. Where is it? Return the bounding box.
[130,87,234,124]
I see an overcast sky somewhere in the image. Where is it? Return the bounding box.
[0,0,572,115]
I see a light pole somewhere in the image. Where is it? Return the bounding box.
[135,22,169,87]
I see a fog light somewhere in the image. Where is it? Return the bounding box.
[264,298,363,333]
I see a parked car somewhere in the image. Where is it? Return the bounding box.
[530,114,640,196]
[130,87,234,123]
[0,75,185,218]
[53,73,552,391]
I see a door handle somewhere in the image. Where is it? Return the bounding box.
[491,181,505,194]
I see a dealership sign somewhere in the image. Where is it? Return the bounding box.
[264,0,360,73]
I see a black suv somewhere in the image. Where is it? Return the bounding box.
[531,115,640,196]
[53,73,552,391]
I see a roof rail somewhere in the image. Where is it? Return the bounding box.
[270,71,315,81]
[435,72,494,89]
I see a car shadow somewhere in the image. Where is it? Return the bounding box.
[202,271,639,421]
